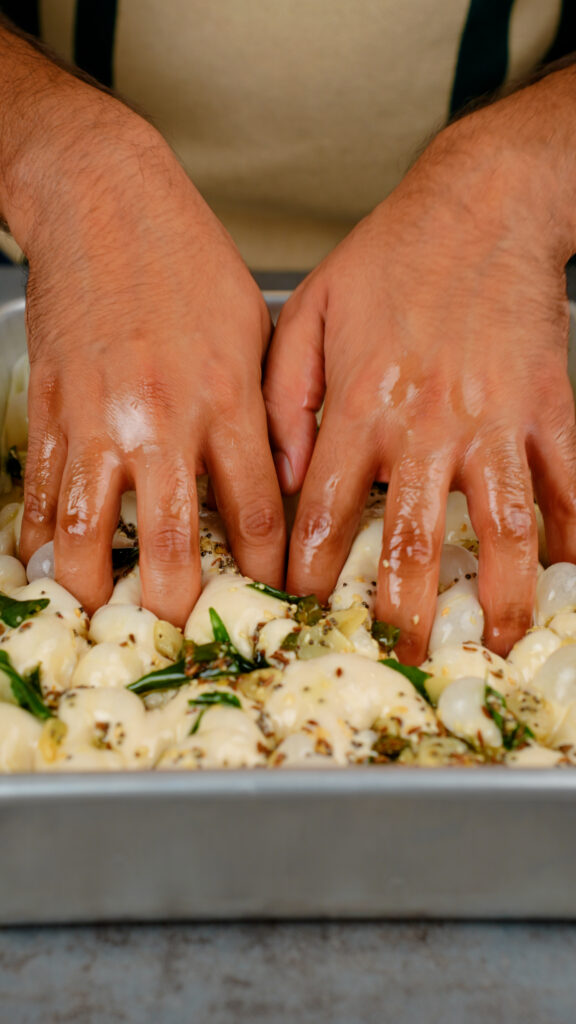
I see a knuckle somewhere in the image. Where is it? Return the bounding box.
[147,521,192,563]
[129,377,177,419]
[236,501,284,544]
[28,368,59,406]
[485,602,533,649]
[24,488,56,527]
[58,512,100,545]
[493,602,532,629]
[387,524,438,573]
[292,506,333,550]
[332,377,376,426]
[535,367,573,412]
[491,503,535,548]
[210,379,249,420]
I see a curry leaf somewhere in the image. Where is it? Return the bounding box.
[295,594,324,626]
[0,591,49,628]
[189,691,241,710]
[379,658,432,703]
[247,582,298,603]
[484,684,535,751]
[248,582,326,626]
[0,651,53,720]
[484,684,507,734]
[280,631,300,652]
[371,620,401,653]
[208,607,231,644]
[188,690,242,735]
[127,659,188,695]
[131,608,269,690]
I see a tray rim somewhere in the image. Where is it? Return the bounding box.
[2,766,576,802]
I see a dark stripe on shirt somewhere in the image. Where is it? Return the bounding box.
[0,0,39,36]
[74,0,119,88]
[449,0,516,117]
[543,0,576,63]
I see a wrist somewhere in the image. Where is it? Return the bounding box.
[401,68,576,265]
[0,26,181,255]
[3,82,160,253]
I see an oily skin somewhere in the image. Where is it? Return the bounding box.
[14,99,286,625]
[265,78,576,663]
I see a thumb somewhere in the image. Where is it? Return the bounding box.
[263,288,325,494]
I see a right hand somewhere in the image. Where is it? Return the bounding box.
[264,83,576,664]
[12,88,285,625]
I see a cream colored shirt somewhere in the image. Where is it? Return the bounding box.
[35,1,565,268]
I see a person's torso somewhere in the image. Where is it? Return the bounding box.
[15,1,571,266]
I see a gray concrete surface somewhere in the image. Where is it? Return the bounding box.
[0,921,575,1023]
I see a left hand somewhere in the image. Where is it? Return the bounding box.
[264,78,576,664]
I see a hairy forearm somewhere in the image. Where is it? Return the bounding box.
[0,19,158,254]
[418,64,576,264]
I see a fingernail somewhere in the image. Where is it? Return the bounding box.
[273,451,295,492]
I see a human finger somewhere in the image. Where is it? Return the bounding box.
[205,406,286,588]
[19,372,67,564]
[529,420,576,564]
[376,449,453,665]
[54,444,124,612]
[286,413,377,601]
[464,437,537,657]
[135,451,200,627]
[263,287,326,493]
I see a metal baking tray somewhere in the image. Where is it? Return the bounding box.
[2,768,576,923]
[1,293,576,924]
